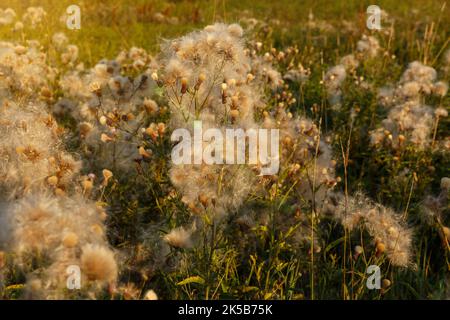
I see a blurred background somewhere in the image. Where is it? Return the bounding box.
[1,0,448,65]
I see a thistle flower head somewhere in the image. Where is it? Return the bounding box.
[333,192,413,267]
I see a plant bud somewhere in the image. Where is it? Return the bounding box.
[195,73,206,89]
[376,242,385,257]
[382,279,391,289]
[139,146,152,158]
[181,77,188,94]
[198,194,209,207]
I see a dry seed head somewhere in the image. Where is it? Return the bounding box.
[143,290,158,300]
[181,77,188,94]
[198,194,209,207]
[164,226,193,248]
[230,109,240,119]
[82,179,94,193]
[227,78,236,87]
[195,73,206,89]
[28,279,42,292]
[441,177,450,190]
[14,45,27,55]
[81,244,117,282]
[15,146,25,154]
[79,122,93,137]
[382,279,391,289]
[376,242,386,255]
[231,95,239,108]
[89,81,101,93]
[442,226,450,240]
[47,176,59,186]
[0,251,5,268]
[102,169,113,180]
[62,232,79,248]
[143,98,159,114]
[283,136,292,146]
[100,133,114,143]
[40,87,52,98]
[98,210,108,221]
[91,224,104,236]
[198,73,206,83]
[227,23,243,37]
[157,123,166,135]
[221,83,228,91]
[435,107,448,118]
[354,245,363,255]
[99,116,107,126]
[55,188,66,196]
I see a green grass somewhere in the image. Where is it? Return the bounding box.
[2,0,449,64]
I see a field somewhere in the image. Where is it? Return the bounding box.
[0,0,449,300]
